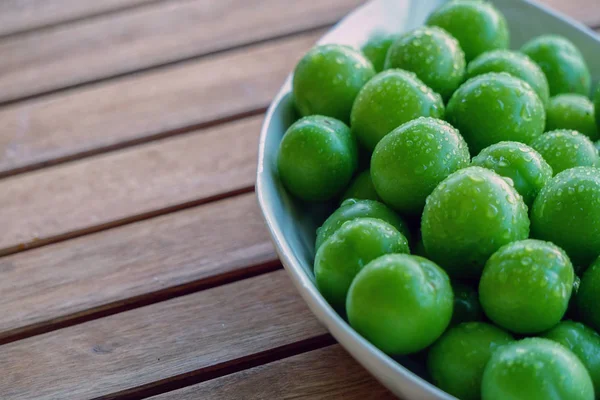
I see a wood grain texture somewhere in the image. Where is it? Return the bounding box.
[0,0,158,37]
[541,0,600,27]
[0,30,319,177]
[0,270,328,400]
[0,0,363,103]
[0,193,277,342]
[0,115,262,255]
[151,345,395,400]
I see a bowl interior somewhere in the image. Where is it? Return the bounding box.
[257,0,600,398]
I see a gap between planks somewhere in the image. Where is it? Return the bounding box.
[0,258,282,346]
[93,335,336,400]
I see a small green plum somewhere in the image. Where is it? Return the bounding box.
[277,115,357,201]
[479,239,574,334]
[426,0,509,62]
[482,338,594,400]
[521,35,591,96]
[531,129,598,175]
[450,282,483,326]
[531,167,600,268]
[314,218,409,311]
[346,254,453,354]
[384,26,466,100]
[543,320,600,394]
[428,322,513,400]
[316,198,410,250]
[546,94,599,141]
[466,49,550,104]
[361,33,397,72]
[371,117,470,214]
[350,69,444,151]
[471,141,553,206]
[341,169,380,202]
[446,72,546,155]
[421,166,530,279]
[577,257,600,332]
[292,44,375,122]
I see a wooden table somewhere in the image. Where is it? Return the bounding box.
[0,1,597,399]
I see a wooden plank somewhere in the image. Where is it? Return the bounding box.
[0,30,319,177]
[0,0,363,103]
[0,0,157,37]
[151,345,395,400]
[0,270,328,400]
[0,115,262,255]
[0,193,277,342]
[541,0,600,27]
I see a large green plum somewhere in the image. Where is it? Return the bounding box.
[446,72,546,155]
[277,115,357,201]
[350,69,444,151]
[531,129,598,175]
[479,239,574,334]
[421,166,530,278]
[531,167,600,269]
[371,117,470,214]
[481,338,594,400]
[346,254,453,354]
[384,26,465,100]
[426,0,509,62]
[293,44,375,122]
[521,35,591,96]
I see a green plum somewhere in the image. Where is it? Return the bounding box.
[481,338,594,400]
[446,72,546,155]
[428,322,513,400]
[479,239,574,334]
[531,129,598,175]
[577,257,600,332]
[316,198,410,250]
[521,35,591,96]
[292,44,375,122]
[471,141,553,206]
[346,254,453,354]
[371,117,470,214]
[341,169,380,202]
[426,0,509,62]
[421,166,530,279]
[384,26,466,100]
[277,115,357,201]
[361,33,397,72]
[531,167,600,268]
[543,320,600,394]
[350,69,444,151]
[466,49,550,104]
[546,94,599,141]
[451,282,483,326]
[314,218,409,311]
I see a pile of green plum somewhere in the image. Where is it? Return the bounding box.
[276,1,600,399]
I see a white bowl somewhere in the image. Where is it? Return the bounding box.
[256,1,600,398]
